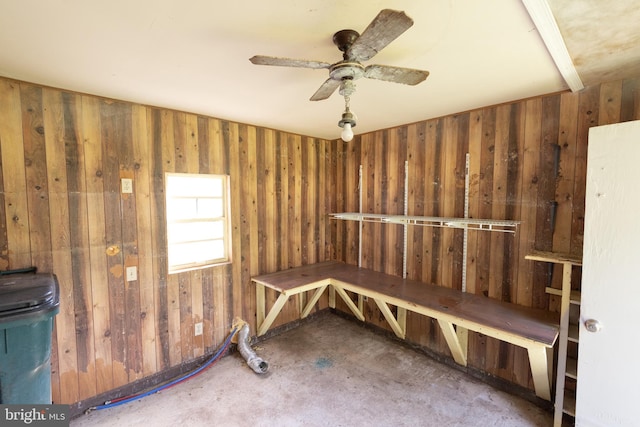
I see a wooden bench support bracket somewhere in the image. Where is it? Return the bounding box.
[437,319,468,366]
[527,345,553,401]
[373,299,406,339]
[257,292,290,336]
[300,285,328,319]
[333,286,365,321]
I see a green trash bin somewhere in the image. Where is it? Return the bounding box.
[0,271,59,404]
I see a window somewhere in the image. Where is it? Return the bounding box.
[165,173,231,273]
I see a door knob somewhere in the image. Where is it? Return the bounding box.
[584,319,602,333]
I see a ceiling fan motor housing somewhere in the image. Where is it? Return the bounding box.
[330,61,365,81]
[333,29,360,54]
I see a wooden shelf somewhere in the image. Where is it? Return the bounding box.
[529,250,582,427]
[329,212,520,234]
[545,287,581,304]
[525,250,582,266]
[568,324,580,343]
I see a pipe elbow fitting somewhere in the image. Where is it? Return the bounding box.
[237,323,269,374]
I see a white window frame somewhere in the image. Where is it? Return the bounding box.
[165,173,231,274]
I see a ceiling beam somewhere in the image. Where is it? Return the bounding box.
[522,0,584,92]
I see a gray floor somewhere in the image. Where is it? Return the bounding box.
[71,313,552,427]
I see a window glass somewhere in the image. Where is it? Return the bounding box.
[165,173,231,273]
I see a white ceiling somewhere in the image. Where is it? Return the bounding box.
[0,1,638,140]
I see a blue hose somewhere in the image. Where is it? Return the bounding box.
[91,327,238,411]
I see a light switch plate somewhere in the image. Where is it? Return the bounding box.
[126,266,137,281]
[194,322,203,336]
[121,178,133,194]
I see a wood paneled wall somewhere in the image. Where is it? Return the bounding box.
[1,75,639,405]
[0,77,333,404]
[332,76,640,392]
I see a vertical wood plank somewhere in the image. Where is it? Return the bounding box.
[19,83,59,398]
[466,109,483,370]
[572,85,599,258]
[20,84,51,271]
[517,98,542,307]
[453,113,469,290]
[289,134,302,267]
[43,88,80,403]
[222,123,244,332]
[99,100,129,387]
[131,104,157,377]
[149,108,170,370]
[160,110,181,367]
[406,122,425,282]
[441,115,458,290]
[554,92,580,258]
[81,95,114,394]
[117,102,142,383]
[0,80,31,268]
[63,93,97,399]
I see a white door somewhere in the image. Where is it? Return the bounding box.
[576,120,640,426]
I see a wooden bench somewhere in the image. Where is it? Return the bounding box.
[252,261,559,400]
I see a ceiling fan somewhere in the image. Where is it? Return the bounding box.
[249,9,429,141]
[249,9,430,102]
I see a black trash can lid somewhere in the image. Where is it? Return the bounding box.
[0,273,60,317]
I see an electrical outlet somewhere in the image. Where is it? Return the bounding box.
[126,266,137,282]
[194,322,203,336]
[121,178,133,194]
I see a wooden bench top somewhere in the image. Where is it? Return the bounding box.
[253,261,559,347]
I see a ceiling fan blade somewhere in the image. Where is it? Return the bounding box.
[347,9,414,62]
[249,55,331,69]
[364,64,429,85]
[310,78,341,101]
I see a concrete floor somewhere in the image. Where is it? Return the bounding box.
[71,313,552,427]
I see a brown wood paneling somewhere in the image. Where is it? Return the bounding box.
[0,75,335,404]
[331,76,640,394]
[2,74,640,405]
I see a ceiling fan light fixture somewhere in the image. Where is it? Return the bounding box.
[338,108,356,142]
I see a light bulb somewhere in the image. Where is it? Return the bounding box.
[341,123,354,142]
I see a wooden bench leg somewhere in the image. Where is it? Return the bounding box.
[257,292,290,336]
[527,345,553,401]
[328,286,336,309]
[256,283,266,329]
[300,285,328,318]
[373,299,406,339]
[333,286,365,321]
[397,307,407,338]
[456,327,469,362]
[437,319,467,366]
